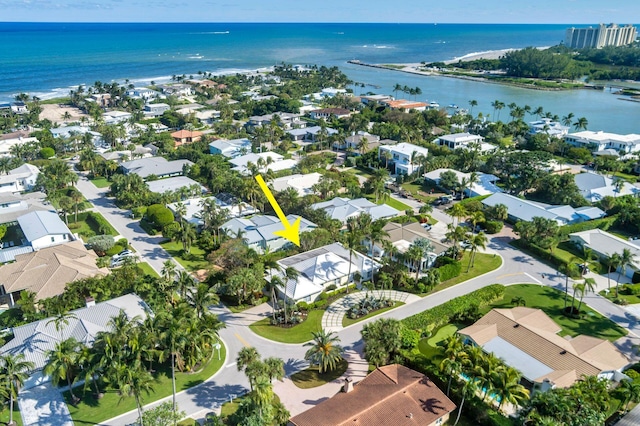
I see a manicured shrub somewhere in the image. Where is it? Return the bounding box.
[106,244,124,257]
[437,262,462,282]
[86,212,117,235]
[318,292,329,300]
[86,235,115,255]
[162,222,181,240]
[131,206,147,218]
[40,147,55,159]
[147,204,174,229]
[483,220,503,234]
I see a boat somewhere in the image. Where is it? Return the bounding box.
[429,101,440,108]
[447,104,458,109]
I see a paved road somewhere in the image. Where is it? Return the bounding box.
[74,172,181,275]
[72,172,640,424]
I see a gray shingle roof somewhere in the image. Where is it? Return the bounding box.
[120,157,193,179]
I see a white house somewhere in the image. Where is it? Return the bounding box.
[222,214,316,254]
[0,294,150,389]
[482,193,605,225]
[378,142,429,175]
[569,229,640,279]
[229,152,298,175]
[423,168,503,197]
[102,110,132,124]
[270,242,378,303]
[143,103,170,117]
[167,196,256,226]
[209,138,252,158]
[271,173,323,197]
[311,197,400,224]
[436,133,484,150]
[0,164,40,194]
[0,132,39,158]
[17,210,75,251]
[309,108,351,120]
[564,131,640,154]
[529,118,570,137]
[574,172,640,202]
[126,87,161,100]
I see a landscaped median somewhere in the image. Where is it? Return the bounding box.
[290,358,349,389]
[249,310,323,344]
[65,344,226,425]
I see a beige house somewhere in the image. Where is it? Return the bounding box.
[0,240,109,307]
[459,308,629,392]
[371,222,449,270]
[289,364,456,426]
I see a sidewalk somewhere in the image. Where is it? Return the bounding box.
[322,290,421,333]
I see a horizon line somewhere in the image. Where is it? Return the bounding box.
[0,21,632,25]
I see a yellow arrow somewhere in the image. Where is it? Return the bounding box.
[255,174,300,246]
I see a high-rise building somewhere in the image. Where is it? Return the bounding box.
[565,24,637,49]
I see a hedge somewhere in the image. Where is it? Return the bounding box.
[402,284,505,330]
[86,212,117,236]
[437,262,462,281]
[483,220,503,234]
[559,215,617,238]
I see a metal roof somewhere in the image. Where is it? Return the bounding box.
[17,211,70,242]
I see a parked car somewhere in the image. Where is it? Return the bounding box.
[460,240,471,249]
[112,249,134,261]
[421,223,432,231]
[577,263,590,275]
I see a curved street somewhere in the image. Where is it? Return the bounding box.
[70,174,640,425]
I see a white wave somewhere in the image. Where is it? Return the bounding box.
[188,55,204,59]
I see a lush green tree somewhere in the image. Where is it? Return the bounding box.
[140,401,185,426]
[304,329,344,374]
[361,318,403,367]
[44,338,82,402]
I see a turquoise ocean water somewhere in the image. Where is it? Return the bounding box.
[1,22,638,133]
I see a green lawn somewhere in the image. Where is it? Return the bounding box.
[89,177,112,188]
[599,287,640,305]
[220,394,281,421]
[401,181,442,203]
[0,406,22,426]
[418,324,458,360]
[342,302,404,327]
[249,310,323,344]
[137,262,160,278]
[427,252,502,295]
[484,284,627,342]
[160,241,209,271]
[67,211,118,242]
[383,197,412,211]
[290,358,349,389]
[66,344,226,425]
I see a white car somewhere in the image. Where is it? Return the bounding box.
[460,240,471,249]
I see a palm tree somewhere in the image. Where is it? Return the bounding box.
[573,117,588,131]
[175,270,194,300]
[113,363,155,425]
[343,217,364,294]
[237,347,260,373]
[466,232,488,272]
[44,338,82,403]
[558,262,579,310]
[263,357,285,383]
[304,329,344,374]
[159,314,188,414]
[616,249,634,297]
[447,203,467,227]
[491,366,529,411]
[453,374,479,426]
[46,311,78,340]
[617,379,640,413]
[0,353,34,425]
[468,99,477,116]
[439,335,467,396]
[187,283,219,319]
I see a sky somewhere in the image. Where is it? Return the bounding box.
[1,0,639,24]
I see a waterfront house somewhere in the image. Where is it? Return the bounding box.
[529,118,570,137]
[459,308,629,392]
[156,84,193,97]
[382,99,428,111]
[569,229,640,279]
[564,131,640,154]
[311,197,400,224]
[126,87,161,101]
[289,364,456,426]
[0,293,149,390]
[378,142,429,175]
[270,242,377,303]
[10,102,28,115]
[221,214,316,254]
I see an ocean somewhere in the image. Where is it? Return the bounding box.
[1,22,638,133]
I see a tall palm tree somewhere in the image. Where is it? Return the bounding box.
[113,363,155,426]
[573,117,588,131]
[159,314,188,414]
[439,335,467,396]
[0,353,34,425]
[187,283,219,319]
[447,203,467,227]
[343,217,363,294]
[616,249,634,297]
[466,232,488,272]
[44,338,82,403]
[468,99,477,116]
[304,329,344,374]
[46,311,78,340]
[453,374,479,426]
[263,357,285,383]
[558,262,578,309]
[491,366,529,410]
[175,270,195,300]
[617,379,640,413]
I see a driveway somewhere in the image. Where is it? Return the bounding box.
[20,384,73,426]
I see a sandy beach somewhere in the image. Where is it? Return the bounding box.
[39,104,88,123]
